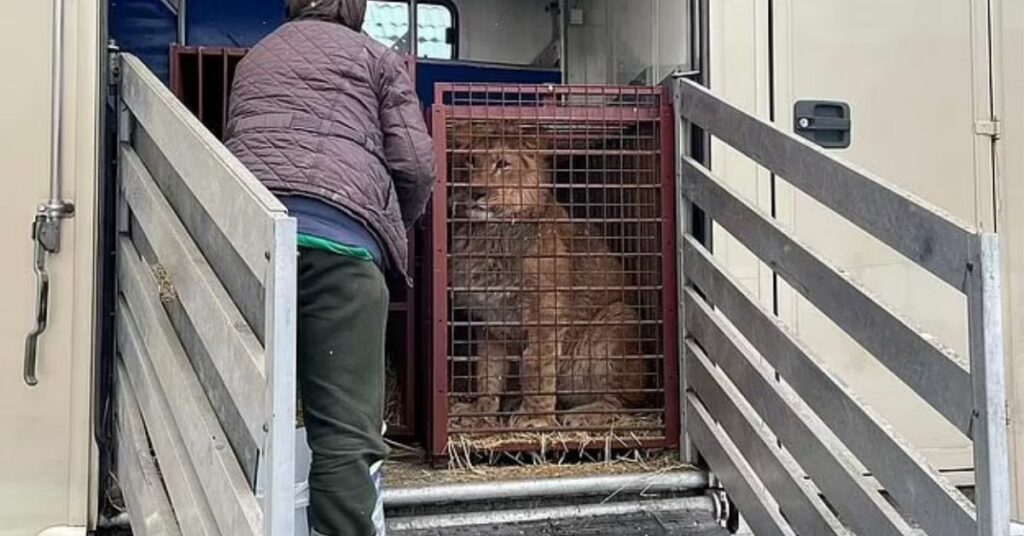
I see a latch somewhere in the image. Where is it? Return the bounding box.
[24,200,74,387]
[794,100,852,149]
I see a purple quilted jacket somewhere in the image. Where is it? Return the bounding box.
[224,20,436,280]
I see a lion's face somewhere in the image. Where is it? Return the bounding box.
[451,131,550,220]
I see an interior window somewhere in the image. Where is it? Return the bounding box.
[364,1,457,60]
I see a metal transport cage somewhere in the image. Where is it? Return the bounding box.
[426,83,679,459]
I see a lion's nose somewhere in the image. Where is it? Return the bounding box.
[473,191,487,203]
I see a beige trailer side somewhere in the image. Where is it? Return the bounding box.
[709,0,1024,514]
[0,1,101,534]
[0,0,1022,533]
[997,0,1024,516]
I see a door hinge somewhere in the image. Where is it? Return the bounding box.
[975,119,1002,139]
[107,40,121,87]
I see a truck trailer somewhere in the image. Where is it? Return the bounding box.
[1,1,1023,535]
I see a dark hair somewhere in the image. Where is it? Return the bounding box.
[286,0,367,31]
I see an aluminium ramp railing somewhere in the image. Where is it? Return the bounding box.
[674,77,1011,536]
[113,53,296,536]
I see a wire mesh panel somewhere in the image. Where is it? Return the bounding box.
[429,84,678,458]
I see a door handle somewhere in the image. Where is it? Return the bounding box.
[794,100,851,149]
[24,215,52,387]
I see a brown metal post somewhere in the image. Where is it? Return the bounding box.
[429,103,450,459]
[660,88,680,448]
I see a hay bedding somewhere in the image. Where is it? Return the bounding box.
[295,353,666,481]
[445,413,664,467]
[298,402,677,491]
[300,405,665,470]
[383,412,678,489]
[385,444,688,489]
[384,353,404,429]
[151,264,177,303]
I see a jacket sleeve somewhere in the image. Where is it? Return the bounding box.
[379,54,437,228]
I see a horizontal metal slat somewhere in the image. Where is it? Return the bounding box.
[120,145,267,445]
[115,362,183,536]
[682,240,976,536]
[133,127,265,343]
[117,305,221,536]
[680,160,974,436]
[684,347,849,535]
[675,78,974,288]
[128,217,260,484]
[118,240,263,535]
[120,54,283,285]
[684,334,911,536]
[685,394,796,536]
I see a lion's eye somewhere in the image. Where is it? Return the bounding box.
[495,158,511,171]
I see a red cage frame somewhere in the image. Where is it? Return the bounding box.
[426,83,679,459]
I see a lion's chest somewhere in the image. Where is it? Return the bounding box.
[448,221,549,321]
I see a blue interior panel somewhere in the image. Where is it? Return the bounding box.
[416,60,561,106]
[186,0,284,48]
[109,0,177,83]
[109,0,561,100]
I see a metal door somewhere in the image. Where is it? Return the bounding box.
[0,1,101,534]
[770,0,998,476]
[676,75,1011,536]
[713,0,999,477]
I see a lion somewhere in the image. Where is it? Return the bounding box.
[446,125,647,430]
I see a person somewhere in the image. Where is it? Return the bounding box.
[224,0,436,534]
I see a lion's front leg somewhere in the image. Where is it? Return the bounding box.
[510,327,560,430]
[508,242,566,430]
[451,341,511,430]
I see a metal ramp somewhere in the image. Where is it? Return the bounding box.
[674,76,1013,536]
